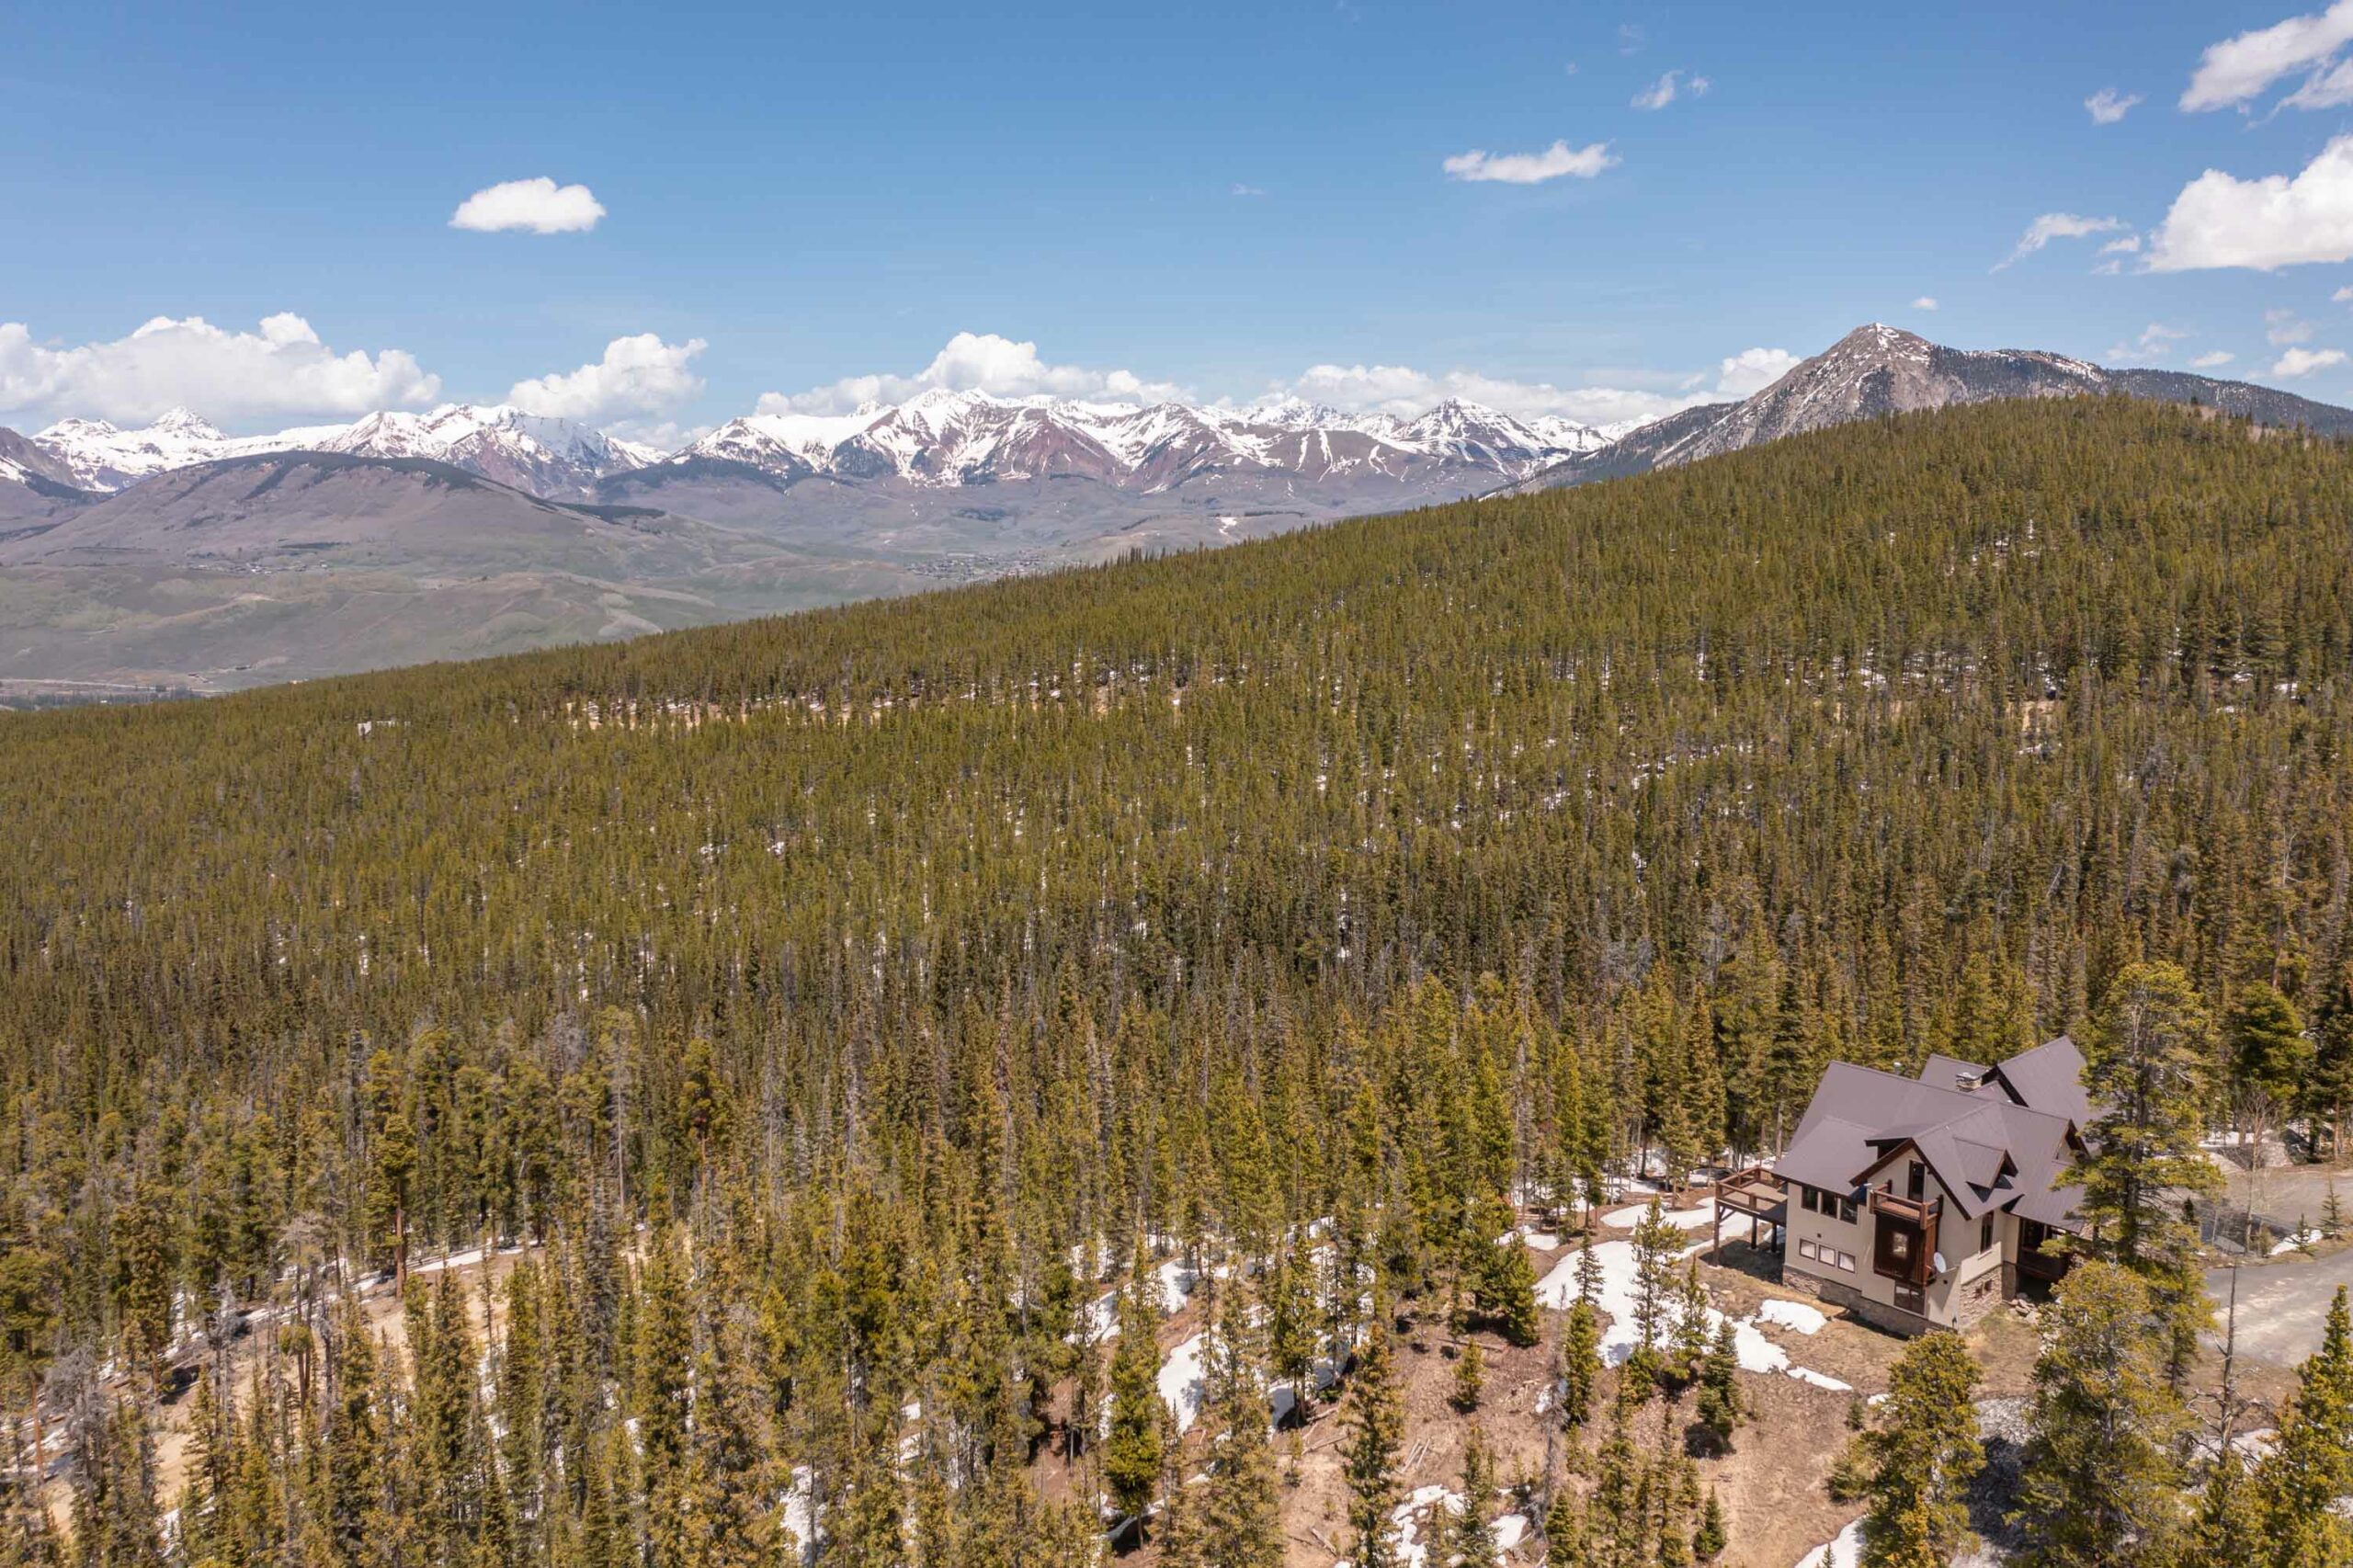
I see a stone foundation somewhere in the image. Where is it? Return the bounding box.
[1775,1264,1938,1337]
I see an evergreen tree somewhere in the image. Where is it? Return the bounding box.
[2013,1261,2188,1568]
[1454,1337,1485,1413]
[2252,1285,2353,1567]
[1342,1312,1406,1568]
[1693,1489,1727,1562]
[1199,1288,1283,1568]
[1103,1256,1167,1529]
[2073,962,2222,1384]
[1855,1332,1982,1568]
[1692,1320,1744,1453]
[1560,1300,1603,1431]
[1452,1426,1501,1568]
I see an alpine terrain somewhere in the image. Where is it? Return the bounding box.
[3,324,2347,696]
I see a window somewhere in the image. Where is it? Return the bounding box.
[1798,1239,1818,1261]
[1906,1161,1926,1201]
[1836,1250,1857,1273]
[1893,1281,1925,1314]
[1802,1187,1819,1214]
[1838,1195,1859,1223]
[1981,1216,1995,1254]
[1886,1227,1914,1266]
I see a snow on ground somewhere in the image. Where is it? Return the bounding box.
[1393,1484,1463,1568]
[1160,1332,1209,1433]
[1506,1224,1564,1251]
[782,1465,816,1561]
[1269,1356,1342,1428]
[1159,1257,1201,1312]
[1758,1298,1828,1335]
[1494,1514,1529,1552]
[1794,1517,1862,1568]
[1533,1239,1849,1392]
[1601,1198,1716,1231]
[2271,1229,2321,1256]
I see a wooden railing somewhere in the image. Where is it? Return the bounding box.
[1870,1188,1942,1226]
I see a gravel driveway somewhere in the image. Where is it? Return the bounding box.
[2205,1249,2353,1366]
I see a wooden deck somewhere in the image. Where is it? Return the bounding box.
[1713,1163,1788,1253]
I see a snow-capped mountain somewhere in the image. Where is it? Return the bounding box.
[32,404,655,497]
[28,408,333,492]
[1515,323,2353,493]
[674,389,1600,493]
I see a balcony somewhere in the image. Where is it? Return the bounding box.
[1870,1188,1942,1227]
[1870,1188,1940,1286]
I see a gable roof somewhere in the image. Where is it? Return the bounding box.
[1987,1035,2092,1130]
[1774,1039,2088,1229]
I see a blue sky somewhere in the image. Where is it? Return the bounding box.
[7,0,2353,438]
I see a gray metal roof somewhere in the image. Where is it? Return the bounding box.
[1773,1038,2089,1230]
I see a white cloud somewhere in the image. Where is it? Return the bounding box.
[759,332,1186,415]
[2268,309,2315,345]
[1995,212,2128,269]
[2099,235,2143,255]
[2085,86,2143,123]
[1712,347,1798,396]
[1230,183,1267,197]
[449,177,606,235]
[763,332,1793,435]
[2336,285,2353,301]
[0,313,438,426]
[505,334,706,422]
[2272,346,2347,376]
[1442,140,1617,184]
[2106,323,2188,361]
[1911,296,1939,311]
[2183,0,2353,111]
[2147,134,2353,271]
[1273,346,1786,428]
[2190,350,2237,369]
[1632,69,1711,110]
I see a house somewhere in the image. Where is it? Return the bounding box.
[1761,1037,2092,1335]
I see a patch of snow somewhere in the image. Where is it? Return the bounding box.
[1758,1299,1828,1335]
[1160,1332,1209,1434]
[1494,1514,1529,1553]
[1794,1517,1863,1568]
[1533,1237,1850,1392]
[1601,1198,1715,1231]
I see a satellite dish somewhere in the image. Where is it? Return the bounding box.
[1931,1251,1949,1275]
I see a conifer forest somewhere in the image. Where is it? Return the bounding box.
[6,398,2353,1567]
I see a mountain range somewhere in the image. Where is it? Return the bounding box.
[5,323,2349,696]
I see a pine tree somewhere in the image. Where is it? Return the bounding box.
[2181,1450,2263,1568]
[1103,1255,1167,1529]
[1692,1319,1744,1453]
[1693,1489,1727,1562]
[1627,1199,1683,1388]
[1342,1312,1406,1568]
[2012,1261,2188,1568]
[2073,961,2222,1384]
[1560,1300,1603,1430]
[1544,1486,1590,1568]
[1856,1332,1982,1568]
[1267,1244,1320,1423]
[1199,1287,1283,1568]
[1452,1426,1501,1568]
[1454,1336,1485,1413]
[2224,983,2308,1200]
[2252,1285,2353,1566]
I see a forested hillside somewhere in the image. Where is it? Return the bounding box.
[3,397,2352,1568]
